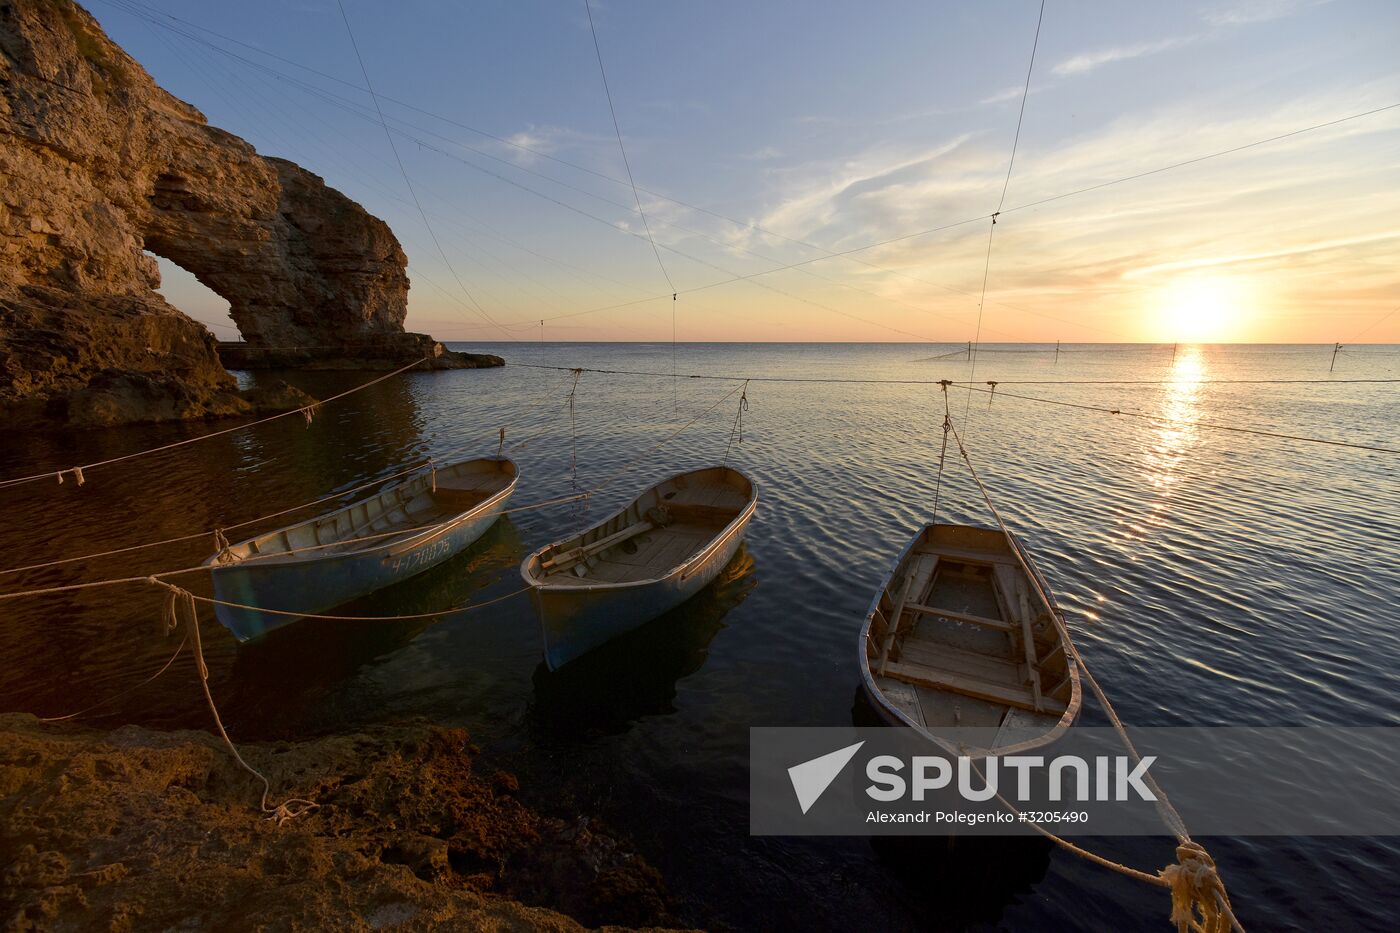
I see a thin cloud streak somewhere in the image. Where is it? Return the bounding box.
[1052,36,1197,76]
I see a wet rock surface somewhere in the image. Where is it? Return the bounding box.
[0,713,684,931]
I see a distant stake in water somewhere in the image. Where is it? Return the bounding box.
[1330,341,1342,372]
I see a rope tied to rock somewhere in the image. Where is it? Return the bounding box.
[146,577,318,827]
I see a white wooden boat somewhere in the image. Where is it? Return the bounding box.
[521,465,757,670]
[206,457,518,641]
[859,523,1081,756]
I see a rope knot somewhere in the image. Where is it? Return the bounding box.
[266,798,320,826]
[213,528,236,565]
[1160,842,1237,933]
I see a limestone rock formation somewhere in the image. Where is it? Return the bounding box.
[0,0,499,430]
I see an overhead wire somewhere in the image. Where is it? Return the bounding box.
[333,0,510,339]
[508,362,1399,454]
[968,0,1044,418]
[93,0,1399,344]
[581,0,681,405]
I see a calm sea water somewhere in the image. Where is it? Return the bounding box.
[1,342,1397,931]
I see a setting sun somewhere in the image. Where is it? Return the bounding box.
[1147,273,1256,343]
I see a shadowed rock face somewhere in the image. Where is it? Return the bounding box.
[0,0,497,429]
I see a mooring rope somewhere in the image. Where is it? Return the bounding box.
[0,459,439,577]
[148,578,318,825]
[180,583,531,622]
[1,378,739,605]
[722,381,749,466]
[38,634,188,723]
[0,356,433,491]
[935,405,1242,931]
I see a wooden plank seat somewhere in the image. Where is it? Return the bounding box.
[882,660,1067,716]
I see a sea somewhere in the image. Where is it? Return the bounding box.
[1,342,1397,931]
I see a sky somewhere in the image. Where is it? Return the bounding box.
[88,0,1400,343]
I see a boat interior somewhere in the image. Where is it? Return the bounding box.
[529,466,753,587]
[865,524,1075,748]
[227,458,516,562]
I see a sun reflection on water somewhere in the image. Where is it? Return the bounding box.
[1121,347,1208,544]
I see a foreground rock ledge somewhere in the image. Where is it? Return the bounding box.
[0,1,501,430]
[0,713,684,931]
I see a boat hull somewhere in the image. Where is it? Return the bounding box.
[858,523,1080,757]
[210,483,513,641]
[534,493,755,671]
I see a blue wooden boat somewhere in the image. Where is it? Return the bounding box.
[859,523,1081,756]
[205,457,518,641]
[522,465,757,670]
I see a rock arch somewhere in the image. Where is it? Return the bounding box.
[0,0,493,429]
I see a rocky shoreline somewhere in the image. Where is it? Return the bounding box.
[0,713,685,931]
[215,336,504,373]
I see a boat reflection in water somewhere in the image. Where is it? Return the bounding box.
[226,517,526,728]
[851,685,1054,930]
[530,544,757,738]
[522,466,758,670]
[208,457,518,641]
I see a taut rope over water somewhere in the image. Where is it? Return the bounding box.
[939,416,1242,932]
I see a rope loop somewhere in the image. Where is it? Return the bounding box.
[56,466,86,486]
[1160,842,1240,933]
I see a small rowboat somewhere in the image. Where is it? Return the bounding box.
[522,465,757,670]
[859,523,1081,756]
[206,457,518,641]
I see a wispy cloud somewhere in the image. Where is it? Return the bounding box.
[742,145,783,161]
[980,85,1026,105]
[1052,36,1196,77]
[1203,0,1319,27]
[711,82,1400,339]
[745,134,984,248]
[1053,1,1322,78]
[1123,231,1400,278]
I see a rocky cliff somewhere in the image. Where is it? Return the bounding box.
[0,0,500,430]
